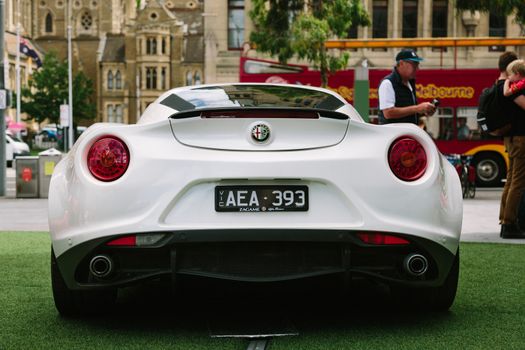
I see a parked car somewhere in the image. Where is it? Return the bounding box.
[5,132,30,167]
[35,129,58,142]
[49,84,462,316]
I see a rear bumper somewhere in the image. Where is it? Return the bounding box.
[55,229,458,291]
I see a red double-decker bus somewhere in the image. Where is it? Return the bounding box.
[240,56,507,187]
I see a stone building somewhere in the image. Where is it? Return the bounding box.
[3,0,40,124]
[3,0,203,125]
[204,0,525,83]
[96,0,204,124]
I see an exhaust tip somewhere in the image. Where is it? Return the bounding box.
[89,255,113,278]
[403,253,428,277]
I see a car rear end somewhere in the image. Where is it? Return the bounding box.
[49,84,462,314]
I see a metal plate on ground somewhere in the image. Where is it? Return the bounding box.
[208,311,298,338]
[246,339,270,350]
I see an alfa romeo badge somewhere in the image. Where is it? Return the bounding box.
[251,123,270,142]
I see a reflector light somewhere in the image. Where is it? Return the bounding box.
[388,137,427,181]
[136,233,166,246]
[87,136,130,181]
[357,233,410,245]
[106,234,166,247]
[106,235,136,246]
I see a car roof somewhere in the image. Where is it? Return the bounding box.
[138,83,357,124]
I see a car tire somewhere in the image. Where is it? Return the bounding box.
[392,250,459,312]
[51,248,117,317]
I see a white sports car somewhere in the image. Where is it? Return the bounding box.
[49,84,462,315]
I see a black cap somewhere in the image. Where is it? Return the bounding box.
[396,49,423,63]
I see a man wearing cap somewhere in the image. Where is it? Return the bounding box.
[378,49,436,125]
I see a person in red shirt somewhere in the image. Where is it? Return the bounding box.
[504,59,525,96]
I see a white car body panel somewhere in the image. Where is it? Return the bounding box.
[49,101,462,259]
[5,133,30,162]
[5,138,13,162]
[48,84,463,315]
[170,117,349,151]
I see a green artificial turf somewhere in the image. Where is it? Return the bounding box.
[0,231,524,350]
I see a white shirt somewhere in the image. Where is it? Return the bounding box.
[378,79,414,110]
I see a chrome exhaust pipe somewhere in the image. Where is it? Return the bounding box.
[403,253,428,277]
[89,255,113,278]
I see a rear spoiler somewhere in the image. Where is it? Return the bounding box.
[168,107,349,120]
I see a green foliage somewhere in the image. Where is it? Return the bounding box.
[249,0,304,64]
[21,51,95,125]
[456,0,525,32]
[1,234,525,349]
[250,0,369,87]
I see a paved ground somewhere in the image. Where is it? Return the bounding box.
[1,168,524,244]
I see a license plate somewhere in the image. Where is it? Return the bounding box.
[215,185,309,212]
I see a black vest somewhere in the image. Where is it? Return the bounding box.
[378,68,418,125]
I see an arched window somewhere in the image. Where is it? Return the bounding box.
[115,105,123,123]
[161,67,166,90]
[146,68,151,88]
[45,13,53,33]
[115,71,122,89]
[107,70,114,90]
[194,71,201,85]
[146,37,157,55]
[152,68,157,89]
[186,71,193,86]
[146,67,157,89]
[107,104,114,122]
[151,39,157,54]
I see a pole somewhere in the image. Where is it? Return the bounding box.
[15,0,20,124]
[354,60,370,123]
[0,0,7,196]
[67,0,74,150]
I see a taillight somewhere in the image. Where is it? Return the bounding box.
[388,137,427,181]
[106,235,136,246]
[357,232,410,245]
[87,136,129,181]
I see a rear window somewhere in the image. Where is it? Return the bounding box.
[160,85,345,112]
[6,134,23,143]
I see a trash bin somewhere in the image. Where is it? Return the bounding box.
[16,156,39,198]
[38,148,62,198]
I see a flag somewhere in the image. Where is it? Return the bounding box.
[20,38,42,68]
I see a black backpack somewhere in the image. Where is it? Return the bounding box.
[476,83,512,136]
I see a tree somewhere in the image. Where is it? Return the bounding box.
[455,0,525,34]
[250,0,369,87]
[20,51,96,126]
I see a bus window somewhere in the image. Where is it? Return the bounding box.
[457,107,480,140]
[427,107,453,140]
